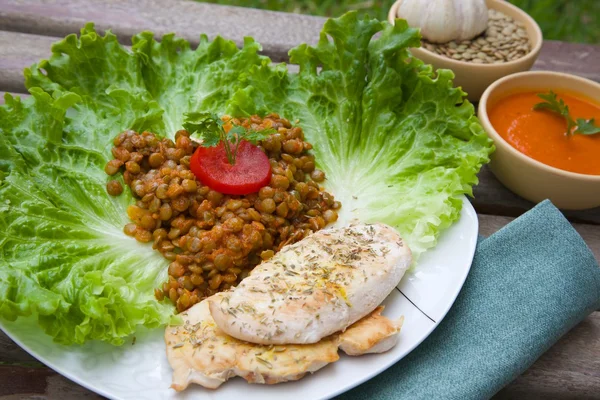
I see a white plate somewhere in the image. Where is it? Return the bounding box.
[1,197,478,400]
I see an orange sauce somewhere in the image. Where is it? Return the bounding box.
[488,91,600,175]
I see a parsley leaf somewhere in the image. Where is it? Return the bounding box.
[182,112,222,147]
[575,118,600,135]
[533,91,600,136]
[183,113,274,165]
[243,128,273,144]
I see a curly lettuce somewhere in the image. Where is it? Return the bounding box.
[229,15,493,256]
[0,13,492,345]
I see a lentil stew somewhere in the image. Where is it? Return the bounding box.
[106,114,341,312]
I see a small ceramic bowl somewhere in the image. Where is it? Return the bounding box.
[478,71,600,210]
[388,0,543,101]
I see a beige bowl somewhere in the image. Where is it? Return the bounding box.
[388,0,543,101]
[478,71,600,210]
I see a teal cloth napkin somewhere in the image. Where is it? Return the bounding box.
[339,200,600,400]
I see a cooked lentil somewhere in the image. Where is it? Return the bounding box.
[106,180,123,196]
[106,114,340,312]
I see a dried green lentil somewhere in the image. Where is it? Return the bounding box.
[422,9,531,64]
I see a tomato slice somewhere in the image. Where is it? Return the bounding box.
[190,140,271,195]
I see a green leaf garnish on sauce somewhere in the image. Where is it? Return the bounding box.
[575,117,600,135]
[183,112,273,165]
[533,91,600,136]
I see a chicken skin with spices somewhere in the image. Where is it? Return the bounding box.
[166,294,403,390]
[209,223,411,344]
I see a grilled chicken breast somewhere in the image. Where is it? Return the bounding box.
[166,296,403,391]
[209,223,411,344]
[338,306,403,355]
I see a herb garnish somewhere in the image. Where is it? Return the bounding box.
[255,355,273,368]
[533,91,600,136]
[183,112,275,165]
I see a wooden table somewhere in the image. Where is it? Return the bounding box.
[0,1,599,398]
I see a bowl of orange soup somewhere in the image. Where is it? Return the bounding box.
[479,71,600,210]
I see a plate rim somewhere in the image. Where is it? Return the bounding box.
[0,196,478,400]
[319,196,478,399]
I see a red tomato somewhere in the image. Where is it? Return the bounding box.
[190,140,271,195]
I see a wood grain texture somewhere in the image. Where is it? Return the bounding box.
[0,0,324,62]
[472,166,600,225]
[0,333,40,364]
[0,366,103,399]
[0,30,53,93]
[532,41,600,83]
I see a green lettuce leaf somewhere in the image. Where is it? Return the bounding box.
[229,14,493,257]
[0,14,492,345]
[131,32,269,133]
[1,25,269,345]
[0,89,172,345]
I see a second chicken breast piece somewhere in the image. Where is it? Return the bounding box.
[209,223,411,345]
[166,298,403,391]
[338,306,404,355]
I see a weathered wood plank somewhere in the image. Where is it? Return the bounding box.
[532,41,600,83]
[0,31,53,93]
[0,0,324,62]
[472,166,600,225]
[0,366,56,397]
[0,366,103,399]
[0,332,39,365]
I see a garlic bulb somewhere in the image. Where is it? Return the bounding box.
[397,0,489,43]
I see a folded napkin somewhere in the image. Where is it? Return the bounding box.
[339,200,600,400]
